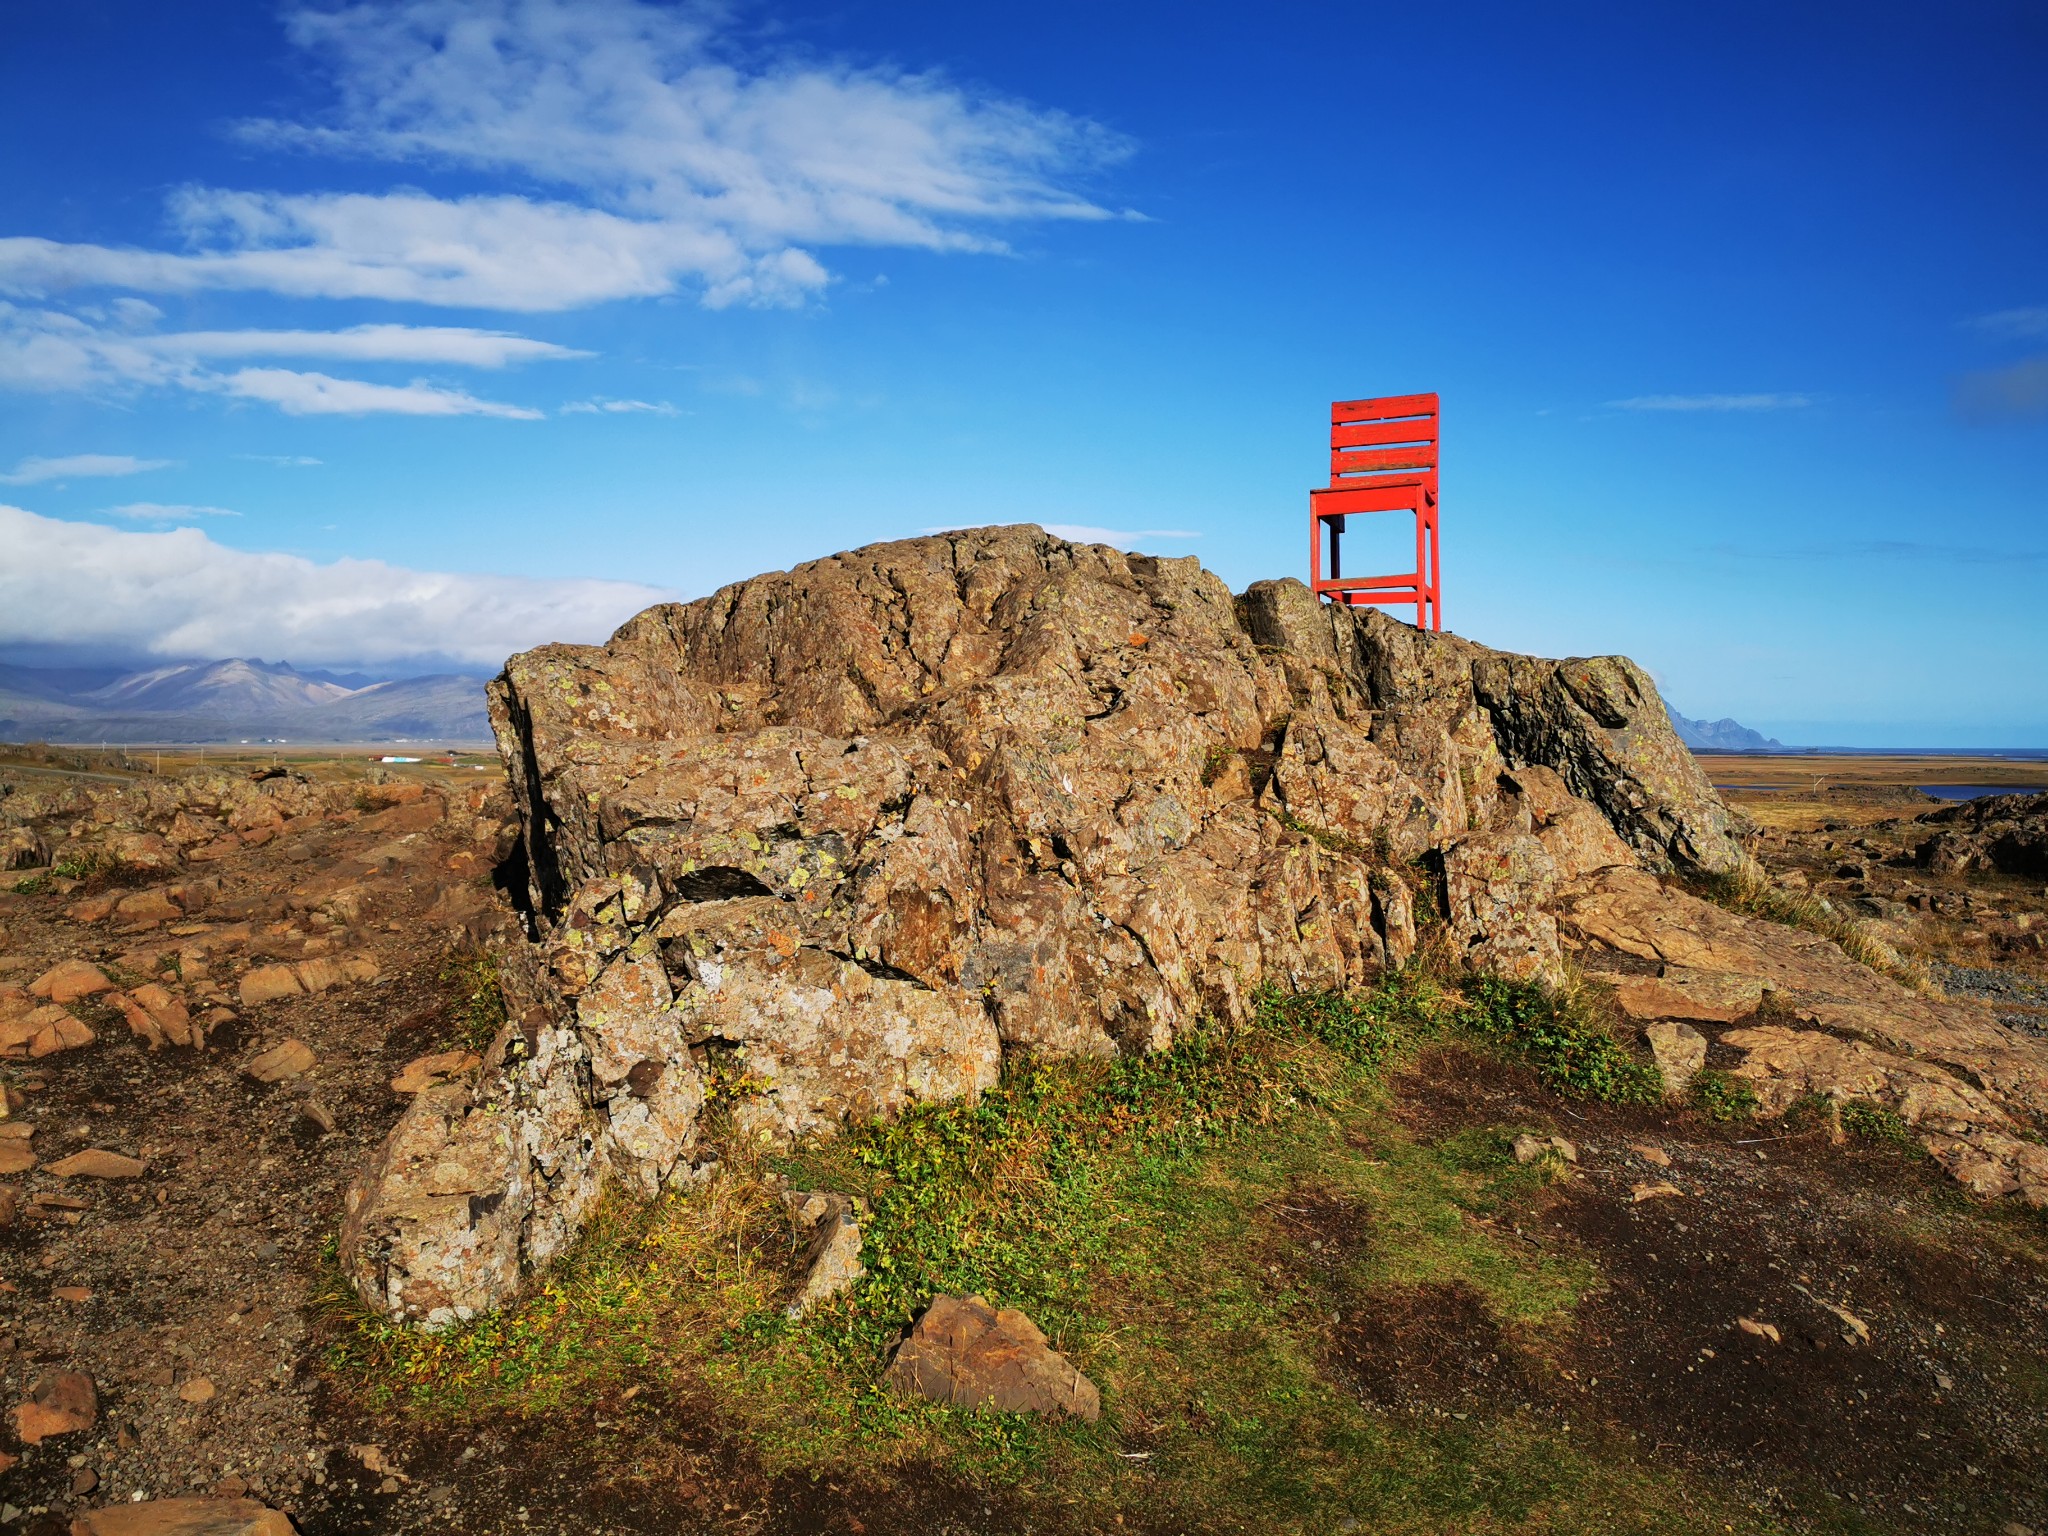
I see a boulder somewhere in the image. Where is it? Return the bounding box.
[342,528,1742,1324]
[1608,968,1763,1025]
[1915,789,2048,877]
[885,1293,1100,1420]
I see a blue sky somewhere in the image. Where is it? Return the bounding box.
[1,0,2043,745]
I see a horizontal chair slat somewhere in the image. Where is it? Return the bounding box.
[1331,419,1439,450]
[1331,392,1438,425]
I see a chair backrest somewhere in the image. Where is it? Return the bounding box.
[1329,393,1439,488]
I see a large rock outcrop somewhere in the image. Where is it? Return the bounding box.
[339,527,1750,1326]
[1915,789,2048,877]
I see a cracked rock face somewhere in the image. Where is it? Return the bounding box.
[341,526,1744,1326]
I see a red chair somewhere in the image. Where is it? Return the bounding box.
[1308,392,1441,630]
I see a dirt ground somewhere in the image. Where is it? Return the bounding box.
[4,752,2046,1534]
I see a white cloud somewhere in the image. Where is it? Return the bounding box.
[1971,306,2048,340]
[0,453,175,485]
[1609,393,1812,412]
[926,522,1201,553]
[161,322,585,366]
[563,396,678,415]
[220,367,543,418]
[0,504,671,669]
[0,0,1132,313]
[103,503,241,521]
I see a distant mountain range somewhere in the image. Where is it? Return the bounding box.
[0,658,491,744]
[1665,704,1786,752]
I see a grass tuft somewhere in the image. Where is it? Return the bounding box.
[1693,857,1929,990]
[440,946,509,1050]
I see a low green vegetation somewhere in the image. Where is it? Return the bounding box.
[1839,1097,1919,1148]
[324,969,1796,1533]
[1690,1068,1760,1122]
[50,849,105,881]
[1459,974,1664,1103]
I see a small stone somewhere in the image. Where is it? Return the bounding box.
[14,1368,97,1443]
[53,1285,94,1303]
[1736,1316,1781,1344]
[783,1191,867,1315]
[28,960,116,1005]
[389,1050,481,1095]
[1511,1133,1575,1165]
[297,1101,338,1136]
[71,1498,296,1535]
[1629,1143,1672,1167]
[1644,1021,1708,1094]
[237,965,302,1008]
[46,1148,147,1179]
[1631,1180,1684,1202]
[71,1466,99,1495]
[0,1140,33,1176]
[243,1039,316,1083]
[0,1185,16,1227]
[177,1377,217,1404]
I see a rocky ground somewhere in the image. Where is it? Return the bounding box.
[0,758,516,1532]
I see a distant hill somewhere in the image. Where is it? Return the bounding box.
[0,658,491,743]
[1665,703,1785,752]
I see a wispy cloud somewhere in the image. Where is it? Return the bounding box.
[0,0,1135,315]
[563,396,679,416]
[102,502,241,521]
[0,503,672,669]
[0,453,174,485]
[220,367,543,418]
[1956,356,2048,421]
[0,302,564,417]
[1969,306,2048,340]
[160,323,586,367]
[1610,393,1811,412]
[926,522,1201,553]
